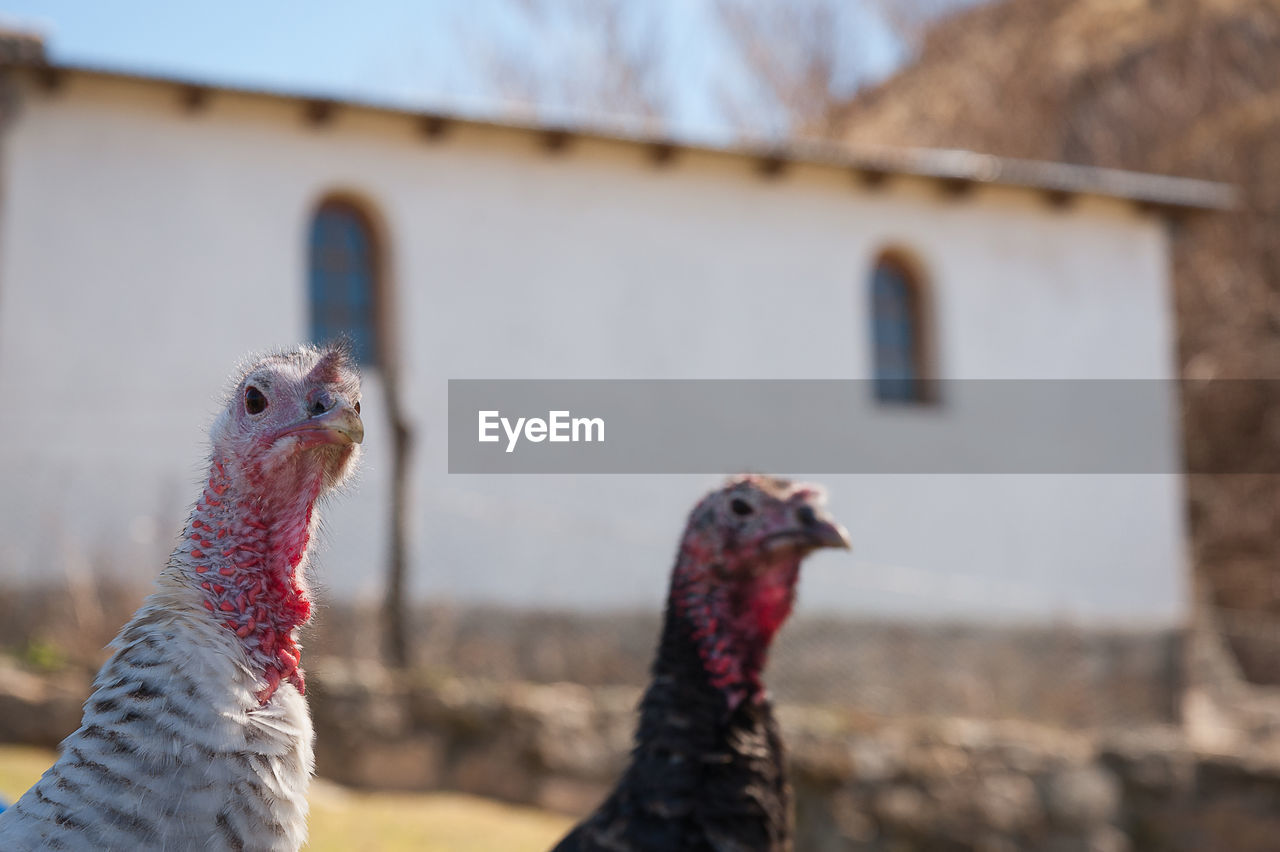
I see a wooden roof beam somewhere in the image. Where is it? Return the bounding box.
[178,85,211,113]
[303,99,336,127]
[418,114,451,141]
[541,128,573,154]
[756,153,788,179]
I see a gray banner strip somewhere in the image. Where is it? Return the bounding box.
[447,380,1279,473]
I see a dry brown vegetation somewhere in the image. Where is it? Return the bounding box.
[0,578,147,673]
[827,0,1280,682]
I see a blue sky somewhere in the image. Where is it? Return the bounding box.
[0,1,930,141]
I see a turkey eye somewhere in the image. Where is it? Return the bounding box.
[244,386,268,414]
[354,401,361,414]
[730,498,754,517]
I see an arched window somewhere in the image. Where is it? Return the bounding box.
[869,253,931,404]
[309,199,379,366]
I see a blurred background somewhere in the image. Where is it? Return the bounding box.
[0,1,1277,849]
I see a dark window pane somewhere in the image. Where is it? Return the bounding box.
[309,203,378,366]
[871,261,925,403]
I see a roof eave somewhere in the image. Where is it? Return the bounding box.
[7,58,1239,214]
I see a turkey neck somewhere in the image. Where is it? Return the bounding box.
[632,553,793,763]
[662,547,799,713]
[175,453,324,704]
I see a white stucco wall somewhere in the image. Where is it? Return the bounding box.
[0,72,1186,624]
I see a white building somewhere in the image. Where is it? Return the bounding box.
[0,43,1232,629]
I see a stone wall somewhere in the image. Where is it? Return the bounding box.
[3,652,1278,850]
[0,589,1187,728]
[0,656,89,749]
[308,661,1280,852]
[308,607,1184,728]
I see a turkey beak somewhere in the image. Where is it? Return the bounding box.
[762,502,851,556]
[317,402,364,445]
[311,401,364,445]
[797,503,852,551]
[281,400,364,446]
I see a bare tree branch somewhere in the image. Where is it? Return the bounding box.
[866,0,972,52]
[478,0,669,131]
[714,0,979,141]
[714,0,878,140]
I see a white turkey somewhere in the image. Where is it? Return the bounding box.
[0,344,363,851]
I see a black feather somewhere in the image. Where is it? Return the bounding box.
[550,596,792,852]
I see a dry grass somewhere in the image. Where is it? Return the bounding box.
[0,746,572,852]
[306,784,571,852]
[0,745,51,805]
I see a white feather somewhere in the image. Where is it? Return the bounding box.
[0,576,313,851]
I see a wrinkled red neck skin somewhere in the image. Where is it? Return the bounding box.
[183,453,324,705]
[670,538,801,712]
